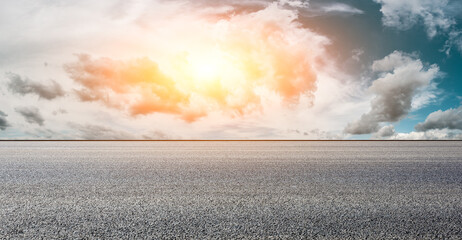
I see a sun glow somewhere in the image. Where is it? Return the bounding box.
[189,54,223,82]
[66,2,328,121]
[171,48,244,91]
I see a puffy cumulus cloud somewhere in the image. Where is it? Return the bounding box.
[6,73,65,100]
[373,0,454,38]
[15,107,45,126]
[415,106,462,132]
[0,110,10,130]
[387,105,462,140]
[345,51,439,135]
[65,3,329,122]
[390,129,462,140]
[372,125,396,139]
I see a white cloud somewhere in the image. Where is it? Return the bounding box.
[410,83,439,110]
[351,49,364,62]
[345,51,439,135]
[443,30,462,56]
[278,0,309,9]
[377,106,462,140]
[374,0,454,38]
[320,3,363,14]
[390,129,462,140]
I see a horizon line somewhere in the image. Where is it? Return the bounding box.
[0,140,461,142]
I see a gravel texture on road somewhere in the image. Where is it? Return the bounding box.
[0,141,461,239]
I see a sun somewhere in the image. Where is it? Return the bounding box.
[168,46,251,96]
[189,56,221,82]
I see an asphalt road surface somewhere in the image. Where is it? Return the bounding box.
[0,141,461,239]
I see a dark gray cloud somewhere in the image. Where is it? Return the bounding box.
[6,73,65,100]
[345,51,439,135]
[415,106,462,132]
[15,107,45,126]
[0,110,10,130]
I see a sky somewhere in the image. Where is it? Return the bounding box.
[1,0,462,140]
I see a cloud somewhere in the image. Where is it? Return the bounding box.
[65,3,329,122]
[372,125,395,139]
[390,129,462,140]
[23,128,57,139]
[387,105,462,140]
[373,0,454,38]
[15,107,45,126]
[142,130,173,140]
[345,51,439,135]
[374,0,462,55]
[410,83,439,110]
[68,123,137,140]
[351,49,364,62]
[68,123,171,140]
[0,110,10,130]
[443,30,462,56]
[52,109,68,116]
[319,3,363,15]
[278,0,309,9]
[415,106,462,131]
[6,73,65,100]
[65,54,195,120]
[298,129,344,140]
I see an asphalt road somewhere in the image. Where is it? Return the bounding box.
[0,141,461,239]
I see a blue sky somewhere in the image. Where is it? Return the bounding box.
[0,0,461,139]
